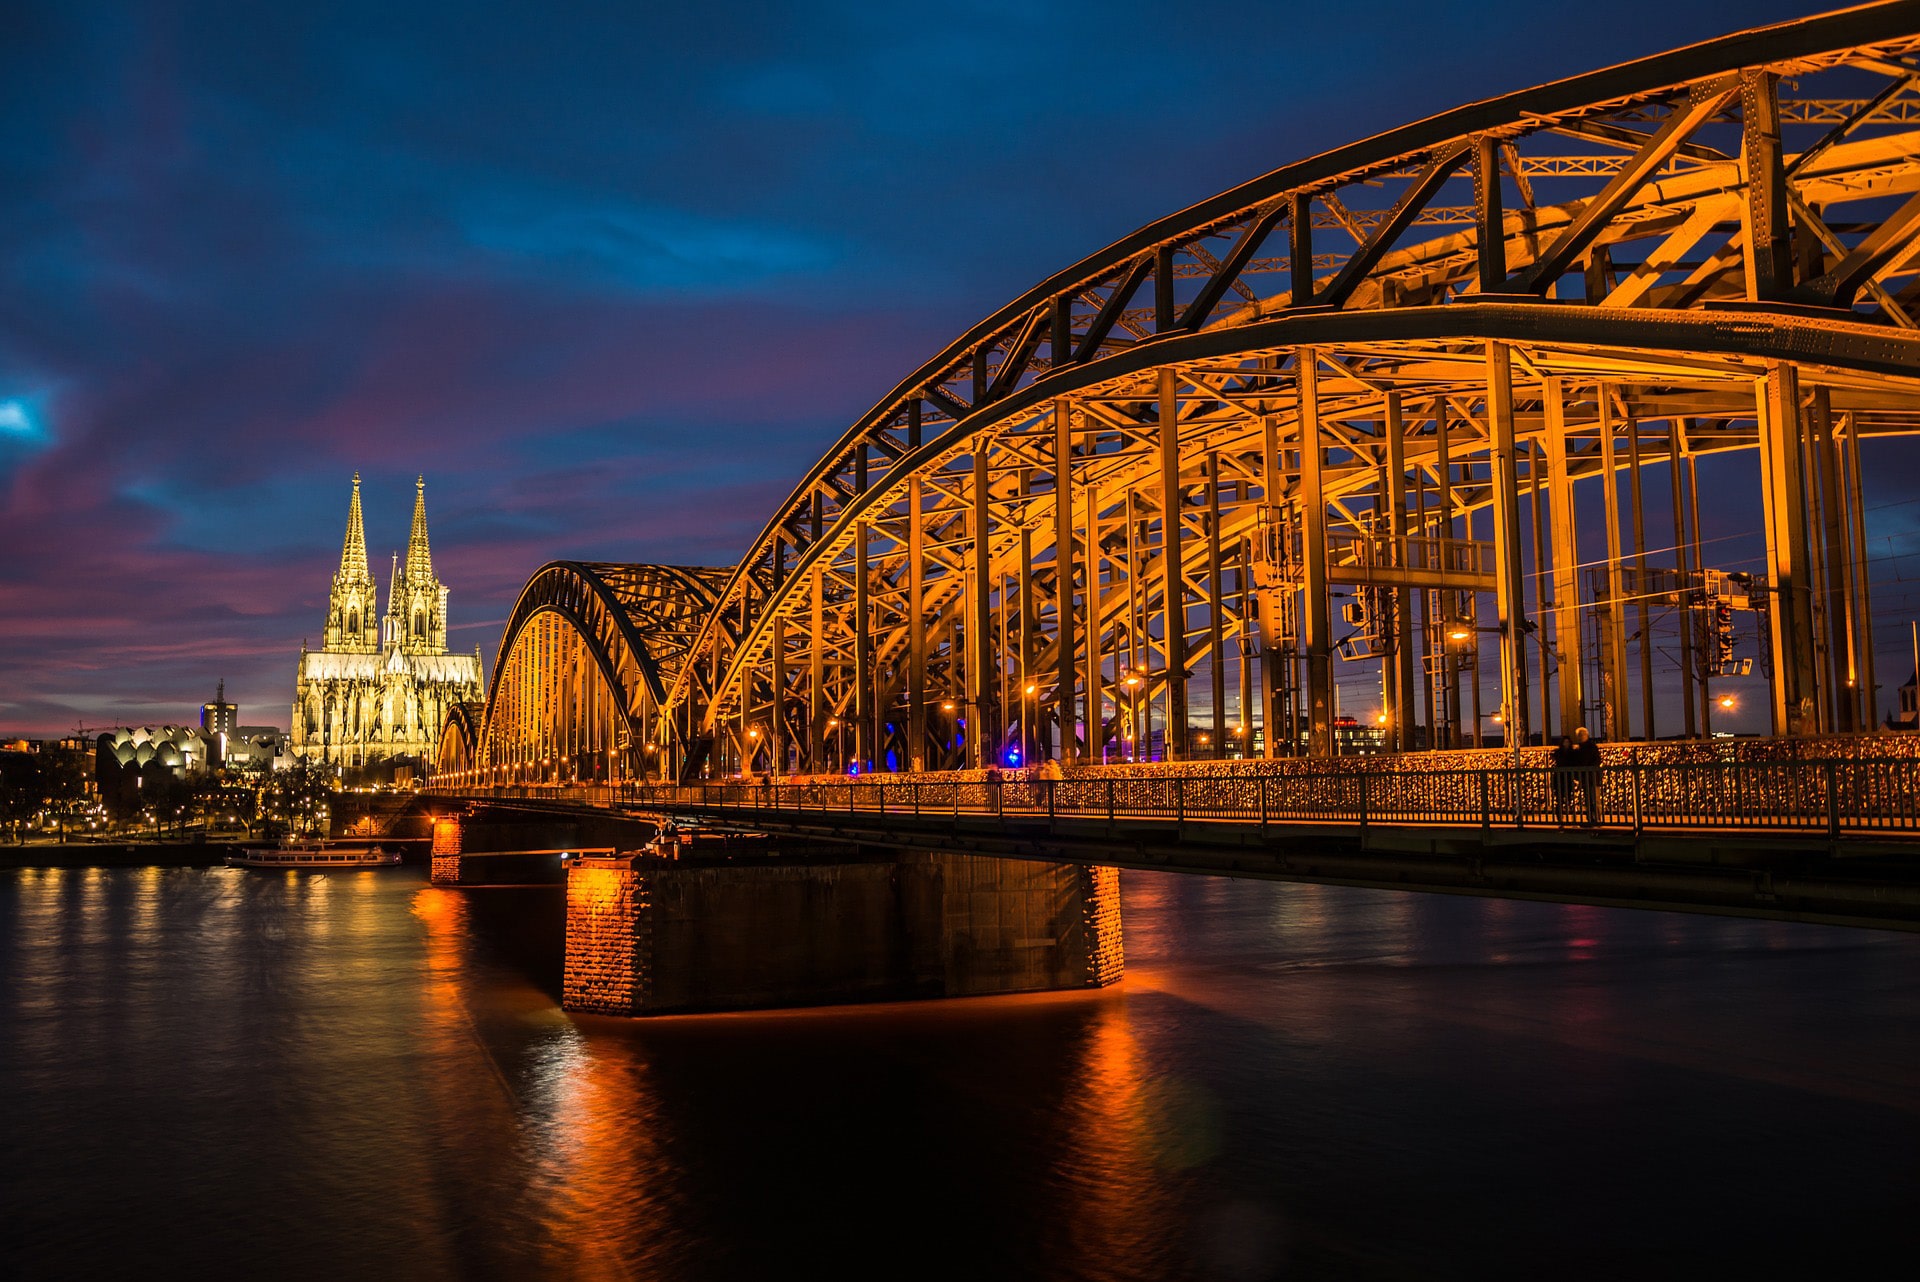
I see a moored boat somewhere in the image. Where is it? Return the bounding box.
[226,838,403,869]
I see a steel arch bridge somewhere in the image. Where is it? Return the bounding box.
[450,3,1920,786]
[476,561,730,781]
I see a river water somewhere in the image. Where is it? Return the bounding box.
[1,864,1914,1280]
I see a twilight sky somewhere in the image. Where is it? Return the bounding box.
[0,0,1845,736]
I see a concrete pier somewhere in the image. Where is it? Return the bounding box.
[564,851,1122,1016]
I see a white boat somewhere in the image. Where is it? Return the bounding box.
[226,838,403,869]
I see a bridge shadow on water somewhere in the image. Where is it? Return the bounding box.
[436,884,568,1000]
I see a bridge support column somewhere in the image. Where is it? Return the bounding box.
[1757,363,1821,735]
[1299,352,1333,756]
[1486,341,1530,745]
[1158,369,1188,760]
[430,812,463,885]
[1385,393,1418,752]
[1543,378,1584,733]
[563,851,1122,1017]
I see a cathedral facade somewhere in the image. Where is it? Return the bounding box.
[291,475,485,766]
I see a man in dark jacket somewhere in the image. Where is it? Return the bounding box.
[1550,734,1576,825]
[1570,726,1602,826]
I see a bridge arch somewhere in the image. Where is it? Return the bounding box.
[640,4,1920,777]
[435,701,484,776]
[474,561,729,784]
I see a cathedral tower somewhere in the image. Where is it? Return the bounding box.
[324,473,379,652]
[393,476,450,654]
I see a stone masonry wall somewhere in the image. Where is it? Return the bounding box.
[1080,864,1124,988]
[561,852,1122,1016]
[563,863,652,1015]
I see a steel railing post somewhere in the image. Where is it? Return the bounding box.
[1358,770,1368,837]
[1259,774,1268,830]
[1176,777,1185,825]
[1826,759,1840,840]
[1107,777,1116,825]
[1478,770,1491,835]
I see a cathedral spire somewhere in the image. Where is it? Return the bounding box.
[339,473,369,580]
[404,475,433,584]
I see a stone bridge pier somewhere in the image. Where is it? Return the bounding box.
[564,850,1122,1016]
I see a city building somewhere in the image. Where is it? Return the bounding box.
[291,474,485,766]
[200,680,237,739]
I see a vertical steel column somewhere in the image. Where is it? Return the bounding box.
[771,615,786,775]
[1290,194,1314,305]
[970,449,994,766]
[853,522,872,771]
[1670,424,1698,738]
[1299,352,1333,756]
[1239,537,1255,754]
[1530,439,1552,740]
[908,477,927,767]
[1812,387,1855,731]
[1208,451,1227,757]
[1474,135,1506,293]
[1740,69,1790,301]
[1687,449,1710,735]
[1626,414,1655,739]
[1055,399,1077,764]
[1544,379,1584,734]
[1020,526,1034,760]
[809,568,825,772]
[1127,490,1143,755]
[1485,342,1530,744]
[1597,389,1631,739]
[1843,415,1877,728]
[1158,367,1188,760]
[1437,405,1461,746]
[1086,485,1104,760]
[1385,393,1417,752]
[1259,413,1284,758]
[1757,364,1819,735]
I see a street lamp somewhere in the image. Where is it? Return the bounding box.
[1122,669,1146,760]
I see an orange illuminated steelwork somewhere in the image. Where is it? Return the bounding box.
[434,6,1920,783]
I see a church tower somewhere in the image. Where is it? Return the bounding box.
[394,476,449,654]
[323,474,379,652]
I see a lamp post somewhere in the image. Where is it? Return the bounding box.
[1122,670,1145,761]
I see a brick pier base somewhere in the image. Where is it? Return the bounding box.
[563,852,1123,1016]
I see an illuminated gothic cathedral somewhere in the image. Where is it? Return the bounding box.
[291,475,485,766]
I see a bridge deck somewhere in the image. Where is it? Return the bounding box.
[432,758,1920,931]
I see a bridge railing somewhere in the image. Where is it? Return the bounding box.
[437,756,1920,839]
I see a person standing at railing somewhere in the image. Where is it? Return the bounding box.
[1036,758,1063,810]
[985,764,1004,814]
[1571,726,1602,827]
[1550,735,1576,826]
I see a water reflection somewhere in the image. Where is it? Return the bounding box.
[2,867,1917,1280]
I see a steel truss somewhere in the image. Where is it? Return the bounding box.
[446,3,1920,783]
[474,561,729,781]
